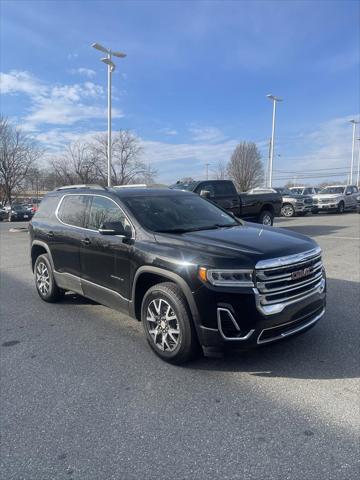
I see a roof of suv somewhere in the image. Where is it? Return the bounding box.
[50,186,192,198]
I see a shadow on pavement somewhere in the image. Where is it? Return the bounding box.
[278,224,347,237]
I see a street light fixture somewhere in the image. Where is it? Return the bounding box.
[349,119,359,184]
[266,94,283,188]
[91,42,126,187]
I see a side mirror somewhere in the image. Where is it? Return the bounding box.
[99,221,130,236]
[200,190,211,199]
[345,191,352,196]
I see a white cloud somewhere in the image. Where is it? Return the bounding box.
[1,70,122,129]
[160,128,178,136]
[189,125,226,143]
[70,67,96,78]
[0,70,46,97]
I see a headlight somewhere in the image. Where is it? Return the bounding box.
[199,267,254,287]
[356,196,360,201]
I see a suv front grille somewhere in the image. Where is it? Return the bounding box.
[255,249,324,314]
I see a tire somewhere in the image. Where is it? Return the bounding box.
[337,201,345,214]
[312,209,318,214]
[281,203,295,217]
[141,282,199,364]
[258,210,274,226]
[34,254,65,303]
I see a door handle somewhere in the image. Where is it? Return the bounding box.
[81,238,91,246]
[47,231,54,238]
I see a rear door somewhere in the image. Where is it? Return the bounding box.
[79,195,133,310]
[52,194,90,277]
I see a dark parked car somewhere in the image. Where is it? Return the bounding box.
[171,180,282,226]
[8,204,31,222]
[29,185,326,363]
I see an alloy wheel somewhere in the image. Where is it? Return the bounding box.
[262,214,272,225]
[281,205,294,217]
[146,298,180,352]
[36,261,50,296]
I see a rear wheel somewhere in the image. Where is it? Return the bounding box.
[258,210,274,226]
[141,282,198,364]
[34,254,65,302]
[281,203,295,217]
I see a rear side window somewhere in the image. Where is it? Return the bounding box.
[213,181,237,196]
[87,196,128,230]
[34,195,60,220]
[57,195,89,227]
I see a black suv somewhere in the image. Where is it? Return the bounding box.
[30,185,326,363]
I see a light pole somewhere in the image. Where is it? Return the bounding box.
[266,94,283,188]
[91,42,126,187]
[349,120,359,184]
[357,137,360,187]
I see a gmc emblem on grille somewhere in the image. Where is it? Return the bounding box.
[291,267,311,280]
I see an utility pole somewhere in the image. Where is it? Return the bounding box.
[266,94,283,188]
[205,163,211,180]
[349,120,359,184]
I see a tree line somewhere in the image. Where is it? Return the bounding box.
[0,117,156,204]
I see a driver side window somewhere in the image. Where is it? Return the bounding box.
[87,196,127,231]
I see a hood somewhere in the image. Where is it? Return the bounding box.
[313,193,342,200]
[154,223,317,269]
[282,193,312,201]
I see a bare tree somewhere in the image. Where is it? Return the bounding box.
[51,140,98,185]
[90,130,155,185]
[0,117,42,204]
[213,159,228,180]
[227,142,264,192]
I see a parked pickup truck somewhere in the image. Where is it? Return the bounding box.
[312,185,359,214]
[274,188,313,217]
[170,180,282,226]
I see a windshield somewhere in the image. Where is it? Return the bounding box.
[320,187,345,194]
[289,188,304,195]
[122,194,239,233]
[170,182,197,191]
[275,188,292,195]
[12,205,26,211]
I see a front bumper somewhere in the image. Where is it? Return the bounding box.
[197,288,326,351]
[312,202,339,211]
[294,204,313,213]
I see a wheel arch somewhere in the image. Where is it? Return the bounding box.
[259,203,275,214]
[31,241,54,272]
[131,266,200,326]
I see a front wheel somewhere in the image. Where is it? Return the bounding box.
[258,210,274,226]
[281,203,295,217]
[34,254,65,302]
[337,201,345,214]
[141,282,198,364]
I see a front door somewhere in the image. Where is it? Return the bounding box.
[80,195,133,311]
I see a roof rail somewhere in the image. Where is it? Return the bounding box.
[56,184,106,191]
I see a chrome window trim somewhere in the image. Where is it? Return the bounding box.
[255,246,322,270]
[217,307,255,341]
[55,193,135,239]
[257,308,325,345]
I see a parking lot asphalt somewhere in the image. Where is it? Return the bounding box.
[1,213,359,480]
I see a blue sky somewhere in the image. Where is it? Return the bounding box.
[1,0,359,185]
